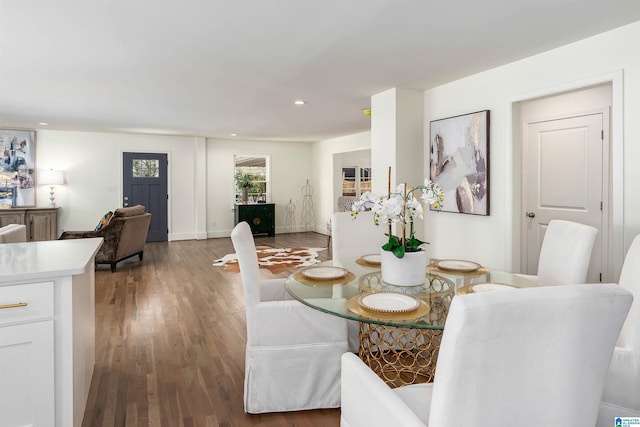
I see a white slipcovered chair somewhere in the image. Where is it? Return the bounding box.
[230,221,349,414]
[517,219,598,285]
[0,224,27,243]
[341,284,632,427]
[331,211,387,351]
[331,211,387,260]
[597,235,640,424]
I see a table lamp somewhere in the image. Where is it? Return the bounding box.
[39,169,64,207]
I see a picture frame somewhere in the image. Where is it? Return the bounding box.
[429,110,490,216]
[0,129,36,207]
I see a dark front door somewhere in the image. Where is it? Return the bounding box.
[123,152,168,242]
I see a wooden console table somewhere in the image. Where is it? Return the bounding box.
[0,207,58,241]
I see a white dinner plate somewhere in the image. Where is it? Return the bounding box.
[471,283,516,292]
[361,254,382,265]
[301,266,349,280]
[357,291,420,313]
[436,259,482,272]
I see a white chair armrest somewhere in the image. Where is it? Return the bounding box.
[341,352,425,427]
[393,383,433,424]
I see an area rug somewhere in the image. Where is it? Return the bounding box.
[213,246,325,274]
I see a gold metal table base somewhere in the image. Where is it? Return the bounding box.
[359,322,443,388]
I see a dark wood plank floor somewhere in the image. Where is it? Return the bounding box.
[82,232,339,427]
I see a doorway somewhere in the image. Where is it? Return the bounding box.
[518,84,611,282]
[123,152,168,242]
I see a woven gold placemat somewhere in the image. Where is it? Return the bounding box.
[346,294,430,321]
[293,270,356,286]
[427,264,489,277]
[355,258,381,268]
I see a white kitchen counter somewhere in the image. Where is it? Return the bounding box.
[0,237,103,427]
[0,238,103,284]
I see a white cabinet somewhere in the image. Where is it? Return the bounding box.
[0,321,55,427]
[0,282,55,427]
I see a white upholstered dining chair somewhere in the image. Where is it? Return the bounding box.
[331,211,387,260]
[597,235,640,424]
[517,219,598,285]
[331,210,387,351]
[231,221,349,414]
[341,284,632,427]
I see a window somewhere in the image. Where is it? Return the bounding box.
[342,166,371,197]
[234,155,270,203]
[132,159,160,178]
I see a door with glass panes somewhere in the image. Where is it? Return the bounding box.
[123,152,168,242]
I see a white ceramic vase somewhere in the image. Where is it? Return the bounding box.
[380,249,428,287]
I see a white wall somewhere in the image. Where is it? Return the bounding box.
[35,132,312,240]
[340,149,370,167]
[311,131,371,233]
[36,130,203,240]
[422,20,640,277]
[206,137,313,237]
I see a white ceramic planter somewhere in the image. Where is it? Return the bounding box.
[380,249,427,287]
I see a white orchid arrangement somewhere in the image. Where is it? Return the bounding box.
[351,177,444,259]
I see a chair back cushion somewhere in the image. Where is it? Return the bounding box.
[331,211,387,260]
[429,284,632,427]
[231,222,261,308]
[537,219,598,284]
[598,235,640,422]
[616,234,640,350]
[113,204,146,217]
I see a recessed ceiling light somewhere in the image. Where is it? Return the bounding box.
[38,122,48,126]
[230,133,238,137]
[293,100,306,105]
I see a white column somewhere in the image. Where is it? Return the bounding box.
[370,87,424,236]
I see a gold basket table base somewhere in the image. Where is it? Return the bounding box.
[358,322,443,388]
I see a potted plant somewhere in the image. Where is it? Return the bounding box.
[235,171,254,204]
[352,173,444,286]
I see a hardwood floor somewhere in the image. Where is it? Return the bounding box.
[82,232,339,427]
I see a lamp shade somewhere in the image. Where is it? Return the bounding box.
[39,169,64,185]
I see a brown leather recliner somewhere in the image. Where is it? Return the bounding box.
[59,205,152,272]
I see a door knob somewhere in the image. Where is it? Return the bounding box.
[526,211,536,218]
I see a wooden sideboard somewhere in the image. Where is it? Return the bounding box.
[0,207,58,241]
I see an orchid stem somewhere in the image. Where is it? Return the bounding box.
[387,167,392,240]
[402,182,407,248]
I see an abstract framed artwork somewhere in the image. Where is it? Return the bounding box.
[0,129,36,207]
[430,110,490,216]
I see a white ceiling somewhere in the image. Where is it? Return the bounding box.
[2,1,640,142]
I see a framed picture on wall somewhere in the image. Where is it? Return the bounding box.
[429,110,490,216]
[0,129,36,207]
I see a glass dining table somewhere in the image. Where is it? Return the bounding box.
[285,256,535,387]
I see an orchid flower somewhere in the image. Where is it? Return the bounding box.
[351,177,444,258]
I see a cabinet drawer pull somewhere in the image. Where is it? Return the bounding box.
[0,302,28,310]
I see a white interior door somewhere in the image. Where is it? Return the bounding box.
[523,113,605,282]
